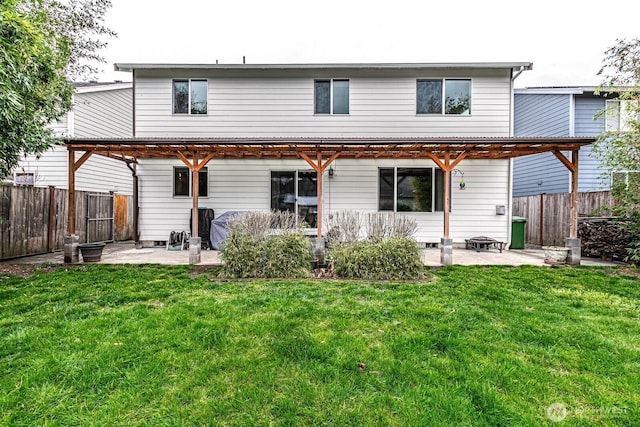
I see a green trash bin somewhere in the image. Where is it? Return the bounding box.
[511,216,527,249]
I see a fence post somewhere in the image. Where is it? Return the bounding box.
[48,186,55,252]
[540,193,544,246]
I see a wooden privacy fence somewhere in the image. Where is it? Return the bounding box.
[512,191,613,246]
[0,185,133,260]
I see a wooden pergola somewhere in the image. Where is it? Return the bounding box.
[64,136,594,263]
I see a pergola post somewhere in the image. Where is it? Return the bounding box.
[442,164,452,265]
[443,153,451,238]
[65,149,92,263]
[299,150,340,238]
[552,149,581,265]
[176,151,215,264]
[427,151,466,265]
[191,153,200,264]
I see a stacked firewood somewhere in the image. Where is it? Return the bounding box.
[578,219,631,261]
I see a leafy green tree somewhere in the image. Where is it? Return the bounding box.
[26,0,116,80]
[0,0,114,179]
[593,38,640,263]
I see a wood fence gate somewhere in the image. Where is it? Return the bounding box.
[86,193,115,243]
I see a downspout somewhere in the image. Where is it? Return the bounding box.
[129,69,139,247]
[132,69,136,138]
[126,163,139,247]
[507,66,528,248]
[568,93,576,192]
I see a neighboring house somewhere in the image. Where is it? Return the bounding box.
[8,82,134,195]
[513,87,635,197]
[64,63,592,252]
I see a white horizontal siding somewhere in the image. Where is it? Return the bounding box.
[15,147,133,194]
[74,88,133,137]
[135,69,512,138]
[47,115,68,137]
[138,158,510,243]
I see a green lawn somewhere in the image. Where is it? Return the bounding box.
[1,265,639,426]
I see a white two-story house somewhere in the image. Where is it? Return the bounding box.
[64,63,593,264]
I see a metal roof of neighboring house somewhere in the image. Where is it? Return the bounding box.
[514,86,626,96]
[73,81,132,93]
[114,62,533,73]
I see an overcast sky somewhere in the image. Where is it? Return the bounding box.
[97,0,639,88]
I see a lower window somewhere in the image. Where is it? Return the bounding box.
[379,167,447,212]
[611,170,640,190]
[173,167,208,197]
[271,170,317,227]
[10,173,35,186]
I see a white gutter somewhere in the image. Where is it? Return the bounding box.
[568,94,576,137]
[114,62,534,72]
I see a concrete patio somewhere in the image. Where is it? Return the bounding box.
[2,241,618,267]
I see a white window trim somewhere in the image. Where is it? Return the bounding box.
[378,166,447,213]
[270,169,319,233]
[416,78,472,116]
[172,79,208,115]
[606,99,640,132]
[172,166,209,198]
[605,99,621,131]
[314,79,350,115]
[611,170,640,188]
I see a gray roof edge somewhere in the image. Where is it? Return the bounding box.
[515,86,601,95]
[74,82,133,93]
[114,62,533,72]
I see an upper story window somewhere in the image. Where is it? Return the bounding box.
[417,79,471,115]
[173,79,208,115]
[314,79,349,114]
[606,99,639,131]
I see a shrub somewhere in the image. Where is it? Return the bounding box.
[326,211,418,246]
[364,212,418,243]
[328,237,423,281]
[326,211,363,245]
[220,211,313,278]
